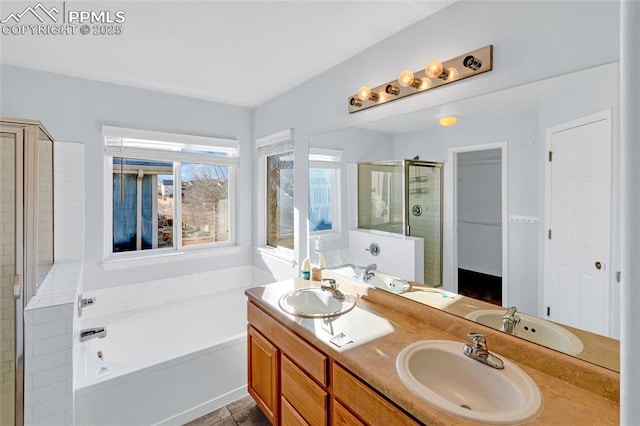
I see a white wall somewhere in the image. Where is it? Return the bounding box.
[0,65,254,291]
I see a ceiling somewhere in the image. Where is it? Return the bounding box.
[0,1,453,107]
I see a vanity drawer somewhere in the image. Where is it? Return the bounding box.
[281,355,328,426]
[332,400,365,426]
[281,396,309,426]
[332,362,419,426]
[248,301,328,385]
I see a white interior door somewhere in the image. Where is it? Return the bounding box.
[545,111,611,336]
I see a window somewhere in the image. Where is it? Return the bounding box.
[266,151,294,249]
[309,148,342,234]
[257,129,295,251]
[103,126,238,257]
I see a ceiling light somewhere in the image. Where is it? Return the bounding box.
[439,116,458,127]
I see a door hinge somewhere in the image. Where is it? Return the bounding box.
[547,306,551,316]
[548,151,553,162]
[547,229,552,239]
[616,271,621,283]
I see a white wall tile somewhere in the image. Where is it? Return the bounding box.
[25,381,66,407]
[33,364,71,389]
[25,351,66,375]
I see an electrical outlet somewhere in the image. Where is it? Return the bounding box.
[509,215,539,224]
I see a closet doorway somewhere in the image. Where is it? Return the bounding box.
[450,142,508,306]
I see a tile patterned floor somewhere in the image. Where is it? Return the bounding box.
[184,395,271,426]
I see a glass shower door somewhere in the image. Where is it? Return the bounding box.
[0,129,23,425]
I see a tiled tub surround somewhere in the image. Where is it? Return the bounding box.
[80,265,273,320]
[245,277,619,425]
[24,261,82,426]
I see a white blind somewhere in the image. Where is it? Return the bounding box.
[257,128,294,156]
[103,125,239,166]
[309,148,342,164]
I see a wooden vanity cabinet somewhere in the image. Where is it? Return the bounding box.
[248,326,279,424]
[247,300,417,426]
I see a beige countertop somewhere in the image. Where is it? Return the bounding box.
[245,277,619,425]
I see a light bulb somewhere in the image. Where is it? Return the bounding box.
[425,60,444,79]
[445,67,459,81]
[439,116,458,127]
[418,78,433,90]
[357,86,371,101]
[356,86,378,102]
[398,70,415,88]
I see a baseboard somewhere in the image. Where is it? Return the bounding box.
[153,385,249,426]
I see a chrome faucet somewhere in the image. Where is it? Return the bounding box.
[463,333,504,369]
[80,327,107,342]
[501,306,521,335]
[361,263,377,283]
[321,279,345,300]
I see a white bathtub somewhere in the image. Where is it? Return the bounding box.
[74,287,250,426]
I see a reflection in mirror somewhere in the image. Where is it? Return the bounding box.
[307,62,620,372]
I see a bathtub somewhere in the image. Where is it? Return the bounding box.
[74,287,250,426]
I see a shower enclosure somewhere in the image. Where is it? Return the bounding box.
[357,159,443,286]
[0,119,54,425]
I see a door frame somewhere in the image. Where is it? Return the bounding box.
[543,109,613,331]
[447,141,509,306]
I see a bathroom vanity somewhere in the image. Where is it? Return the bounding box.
[246,277,619,425]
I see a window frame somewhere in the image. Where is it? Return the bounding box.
[102,126,238,263]
[256,129,295,259]
[308,148,342,237]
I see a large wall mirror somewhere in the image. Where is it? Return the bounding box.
[307,62,620,372]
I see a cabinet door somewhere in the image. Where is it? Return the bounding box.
[248,326,279,424]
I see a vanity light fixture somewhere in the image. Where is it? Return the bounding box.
[439,116,458,127]
[348,45,493,114]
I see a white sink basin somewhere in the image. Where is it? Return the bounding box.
[278,287,355,318]
[396,340,543,424]
[328,264,411,294]
[465,310,584,356]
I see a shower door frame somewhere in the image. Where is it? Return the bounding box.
[1,125,25,426]
[1,119,55,426]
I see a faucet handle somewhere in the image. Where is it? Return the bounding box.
[467,332,488,349]
[503,306,518,319]
[322,278,337,288]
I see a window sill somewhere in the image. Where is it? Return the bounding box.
[256,246,297,268]
[101,245,242,271]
